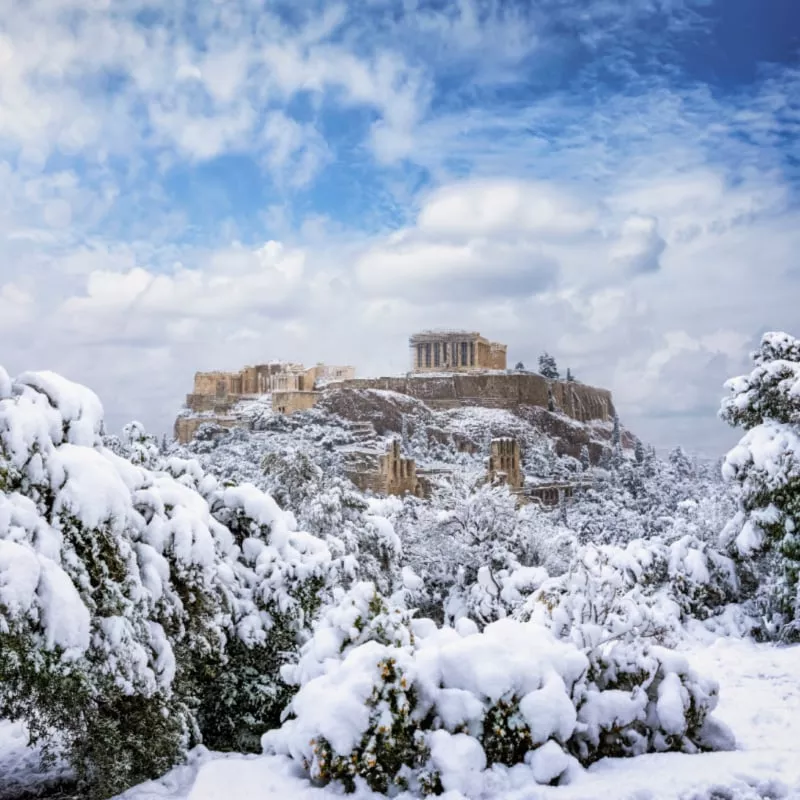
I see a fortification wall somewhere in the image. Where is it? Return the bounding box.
[326,374,614,422]
[272,390,321,415]
[185,394,237,414]
[174,416,242,444]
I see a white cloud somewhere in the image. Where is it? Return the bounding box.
[261,112,331,188]
[0,0,796,460]
[58,241,307,332]
[357,236,558,302]
[0,0,430,180]
[610,216,666,276]
[417,180,597,238]
[0,283,33,330]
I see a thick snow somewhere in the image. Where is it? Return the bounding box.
[0,720,73,800]
[16,370,105,447]
[1,364,337,732]
[110,636,800,800]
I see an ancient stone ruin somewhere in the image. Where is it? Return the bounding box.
[174,330,615,455]
[487,438,522,490]
[409,330,507,372]
[182,362,355,419]
[343,438,421,497]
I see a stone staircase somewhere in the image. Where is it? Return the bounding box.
[346,421,378,444]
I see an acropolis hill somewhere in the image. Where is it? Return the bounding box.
[174,330,615,445]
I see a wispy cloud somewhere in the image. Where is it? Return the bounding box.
[0,0,797,455]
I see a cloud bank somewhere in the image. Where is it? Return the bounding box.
[0,0,797,456]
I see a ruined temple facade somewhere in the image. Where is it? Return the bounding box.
[487,438,522,490]
[344,439,420,497]
[528,483,577,507]
[409,331,507,373]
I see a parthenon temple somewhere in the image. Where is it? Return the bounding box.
[409,330,507,373]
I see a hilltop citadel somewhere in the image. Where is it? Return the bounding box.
[175,330,620,504]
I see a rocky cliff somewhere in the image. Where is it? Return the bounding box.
[327,373,614,423]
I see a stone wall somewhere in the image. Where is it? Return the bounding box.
[184,394,233,414]
[272,390,321,415]
[326,374,614,422]
[307,364,356,384]
[488,343,507,370]
[526,482,591,507]
[174,416,242,444]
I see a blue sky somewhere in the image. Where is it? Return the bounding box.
[0,0,798,455]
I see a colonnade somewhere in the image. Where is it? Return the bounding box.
[414,339,476,369]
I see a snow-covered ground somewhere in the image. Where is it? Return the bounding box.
[100,636,800,800]
[0,721,73,799]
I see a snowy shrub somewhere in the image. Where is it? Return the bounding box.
[265,583,730,795]
[517,542,735,764]
[569,645,730,764]
[271,583,434,793]
[720,331,800,640]
[261,450,402,595]
[104,420,163,469]
[666,534,739,621]
[394,478,575,627]
[524,537,737,643]
[0,368,337,794]
[0,370,214,796]
[521,542,681,656]
[305,652,433,794]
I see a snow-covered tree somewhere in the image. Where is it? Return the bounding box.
[719,331,800,640]
[580,445,591,472]
[538,353,560,381]
[0,368,339,795]
[669,446,694,481]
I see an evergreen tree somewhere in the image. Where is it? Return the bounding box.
[634,439,646,465]
[720,331,800,640]
[547,386,556,412]
[538,352,560,380]
[566,367,575,382]
[514,361,525,371]
[611,413,623,469]
[644,445,658,478]
[580,445,591,472]
[668,446,694,480]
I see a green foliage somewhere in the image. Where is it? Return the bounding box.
[188,638,292,754]
[0,628,190,800]
[67,694,192,800]
[538,353,560,381]
[481,694,534,767]
[309,658,433,794]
